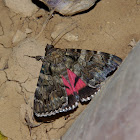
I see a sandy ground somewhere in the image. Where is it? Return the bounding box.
[0,0,140,139]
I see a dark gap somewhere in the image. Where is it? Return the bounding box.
[74,76,80,87]
[77,49,81,53]
[66,55,78,61]
[32,0,49,11]
[106,68,117,77]
[48,65,52,75]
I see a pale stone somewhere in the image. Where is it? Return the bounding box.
[7,38,45,84]
[0,44,11,70]
[25,28,32,34]
[12,30,27,44]
[64,33,79,41]
[51,23,79,41]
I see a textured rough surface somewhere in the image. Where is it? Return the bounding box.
[62,41,140,140]
[0,0,140,139]
[12,30,27,44]
[51,23,79,41]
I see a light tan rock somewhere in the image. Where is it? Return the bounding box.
[12,30,27,44]
[25,28,32,34]
[51,23,79,41]
[6,38,45,84]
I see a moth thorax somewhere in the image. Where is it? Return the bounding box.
[45,44,54,54]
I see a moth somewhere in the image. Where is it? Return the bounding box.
[33,44,122,117]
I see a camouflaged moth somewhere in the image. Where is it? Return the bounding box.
[33,44,122,117]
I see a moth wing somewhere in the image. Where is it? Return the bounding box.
[34,60,69,117]
[63,49,122,102]
[34,47,79,117]
[34,46,122,117]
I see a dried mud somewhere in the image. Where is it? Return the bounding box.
[0,0,140,139]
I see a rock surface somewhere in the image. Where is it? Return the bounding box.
[62,41,140,140]
[51,23,79,42]
[12,30,27,44]
[0,0,140,139]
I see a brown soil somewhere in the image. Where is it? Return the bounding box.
[0,0,140,139]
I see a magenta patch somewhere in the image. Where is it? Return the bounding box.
[62,69,86,96]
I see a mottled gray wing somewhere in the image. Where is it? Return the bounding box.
[34,45,78,117]
[34,45,122,117]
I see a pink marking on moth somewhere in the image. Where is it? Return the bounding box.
[61,69,86,96]
[61,75,74,96]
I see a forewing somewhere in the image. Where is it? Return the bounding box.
[34,46,79,117]
[34,58,69,117]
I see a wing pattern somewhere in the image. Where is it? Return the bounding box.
[34,44,122,117]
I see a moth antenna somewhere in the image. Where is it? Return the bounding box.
[51,21,78,46]
[35,8,55,39]
[35,0,70,39]
[35,0,79,41]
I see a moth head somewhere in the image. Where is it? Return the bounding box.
[45,44,55,54]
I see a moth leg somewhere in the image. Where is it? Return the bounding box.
[24,112,43,136]
[25,55,45,62]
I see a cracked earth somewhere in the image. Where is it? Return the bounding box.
[0,0,140,139]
